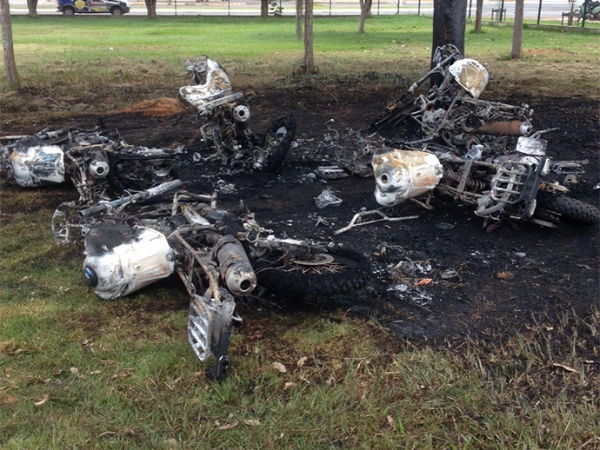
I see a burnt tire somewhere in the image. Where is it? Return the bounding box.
[258,115,296,172]
[254,247,372,301]
[537,192,600,226]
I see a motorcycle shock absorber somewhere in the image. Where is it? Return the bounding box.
[443,169,487,192]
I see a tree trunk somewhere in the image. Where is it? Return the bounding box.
[296,0,303,40]
[432,0,467,57]
[303,0,314,73]
[431,0,467,86]
[145,0,157,18]
[261,0,269,17]
[27,0,38,17]
[358,0,367,33]
[511,0,524,59]
[474,0,483,32]
[0,0,20,90]
[365,0,372,17]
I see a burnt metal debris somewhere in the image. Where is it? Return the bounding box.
[368,44,600,230]
[1,56,296,207]
[178,56,296,172]
[2,51,599,380]
[68,180,371,380]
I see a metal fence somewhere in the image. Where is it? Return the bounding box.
[9,0,599,28]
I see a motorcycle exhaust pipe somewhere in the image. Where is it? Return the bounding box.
[213,235,257,296]
[474,121,531,136]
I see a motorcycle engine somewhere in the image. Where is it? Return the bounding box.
[82,223,175,300]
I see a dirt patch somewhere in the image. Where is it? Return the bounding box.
[3,85,599,347]
[117,98,185,117]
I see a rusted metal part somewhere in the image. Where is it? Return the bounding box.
[188,287,235,380]
[213,235,257,296]
[474,121,531,136]
[334,210,419,235]
[173,230,222,302]
[372,149,443,207]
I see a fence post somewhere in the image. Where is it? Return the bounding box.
[582,0,590,27]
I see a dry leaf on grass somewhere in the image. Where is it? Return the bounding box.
[111,370,132,380]
[297,356,308,368]
[387,415,395,428]
[218,422,239,430]
[244,419,261,426]
[552,363,578,373]
[272,362,287,373]
[34,394,49,406]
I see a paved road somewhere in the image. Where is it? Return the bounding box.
[8,0,579,19]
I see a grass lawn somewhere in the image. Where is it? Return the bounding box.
[1,15,599,449]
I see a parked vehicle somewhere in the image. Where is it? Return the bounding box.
[578,0,600,21]
[57,0,131,15]
[372,45,600,229]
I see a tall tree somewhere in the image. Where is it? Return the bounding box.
[303,0,314,72]
[474,0,483,32]
[1,0,20,89]
[145,0,157,18]
[511,0,524,59]
[431,0,467,86]
[261,0,269,17]
[27,0,38,17]
[296,0,303,40]
[358,0,373,34]
[432,0,467,57]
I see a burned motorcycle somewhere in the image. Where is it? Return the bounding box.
[1,125,188,205]
[372,45,600,229]
[2,55,296,204]
[372,140,600,229]
[178,56,296,172]
[60,180,371,380]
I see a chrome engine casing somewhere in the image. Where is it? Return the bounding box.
[82,224,175,300]
[9,145,65,187]
[373,149,443,207]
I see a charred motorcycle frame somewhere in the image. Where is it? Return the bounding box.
[372,45,600,229]
[57,180,371,380]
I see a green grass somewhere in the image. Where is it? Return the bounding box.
[1,187,599,449]
[3,15,599,94]
[1,17,599,449]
